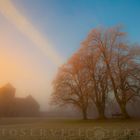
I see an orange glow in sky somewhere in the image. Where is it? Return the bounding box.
[0,0,64,110]
[0,0,63,66]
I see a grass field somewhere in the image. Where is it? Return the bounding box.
[0,118,140,140]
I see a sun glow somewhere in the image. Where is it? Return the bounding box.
[0,0,63,66]
[0,0,64,109]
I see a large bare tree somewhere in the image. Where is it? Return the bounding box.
[77,48,108,119]
[51,26,140,119]
[82,26,140,118]
[51,53,91,120]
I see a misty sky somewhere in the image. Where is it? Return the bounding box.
[0,0,140,110]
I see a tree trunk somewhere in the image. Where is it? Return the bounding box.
[120,104,130,119]
[97,106,106,119]
[105,62,130,119]
[82,108,88,120]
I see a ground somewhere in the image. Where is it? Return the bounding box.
[0,118,140,140]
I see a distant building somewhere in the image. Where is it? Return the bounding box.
[0,83,40,117]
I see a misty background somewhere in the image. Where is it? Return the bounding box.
[0,0,140,111]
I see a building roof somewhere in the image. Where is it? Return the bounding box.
[3,83,15,89]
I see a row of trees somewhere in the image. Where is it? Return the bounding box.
[51,26,140,119]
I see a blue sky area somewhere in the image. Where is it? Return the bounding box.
[13,0,140,58]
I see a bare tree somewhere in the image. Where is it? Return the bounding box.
[82,26,140,118]
[78,48,108,119]
[51,26,140,119]
[51,53,91,120]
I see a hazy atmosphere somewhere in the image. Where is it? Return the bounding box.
[0,0,140,111]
